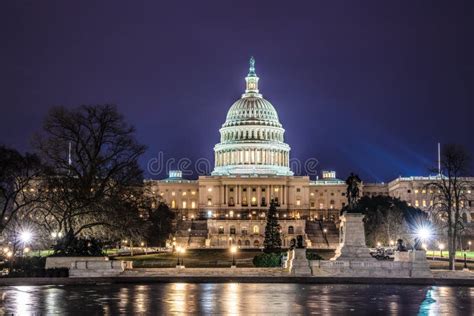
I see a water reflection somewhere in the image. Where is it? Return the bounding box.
[0,284,472,315]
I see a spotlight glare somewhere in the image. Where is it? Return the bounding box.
[416,226,432,242]
[19,230,33,244]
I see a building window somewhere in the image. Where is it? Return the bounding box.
[288,226,294,234]
[296,199,301,206]
[208,187,212,192]
[230,187,234,192]
[422,200,426,207]
[414,189,419,194]
[207,198,212,206]
[242,228,248,235]
[415,200,419,207]
[171,200,176,208]
[319,203,324,209]
[182,201,187,208]
[218,226,224,234]
[230,226,236,234]
[191,201,196,209]
[296,188,301,192]
[253,225,259,234]
[407,190,411,193]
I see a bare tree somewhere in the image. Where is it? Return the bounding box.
[0,146,43,235]
[426,144,471,270]
[33,105,147,253]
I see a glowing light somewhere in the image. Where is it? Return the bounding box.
[230,245,237,254]
[422,243,427,250]
[377,242,381,247]
[438,243,445,250]
[19,230,33,244]
[6,251,13,258]
[390,240,395,246]
[416,226,432,242]
[23,247,30,253]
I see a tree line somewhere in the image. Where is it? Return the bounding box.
[0,104,174,256]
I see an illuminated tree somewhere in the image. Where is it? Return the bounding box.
[33,104,147,254]
[263,199,282,252]
[426,144,471,270]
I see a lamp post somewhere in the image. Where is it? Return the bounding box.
[439,243,445,258]
[230,245,237,267]
[176,246,182,267]
[180,247,186,267]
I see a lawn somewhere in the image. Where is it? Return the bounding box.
[426,250,474,259]
[116,249,263,268]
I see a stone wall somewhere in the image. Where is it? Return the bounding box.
[45,257,109,269]
[122,267,286,277]
[69,260,126,278]
[311,260,412,277]
[311,250,432,278]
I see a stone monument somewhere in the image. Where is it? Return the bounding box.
[331,212,374,261]
[290,248,312,276]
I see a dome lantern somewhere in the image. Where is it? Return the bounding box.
[244,56,261,97]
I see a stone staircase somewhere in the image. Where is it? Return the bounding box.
[305,220,339,249]
[175,220,208,248]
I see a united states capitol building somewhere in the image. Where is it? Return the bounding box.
[146,58,474,249]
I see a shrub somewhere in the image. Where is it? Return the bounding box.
[252,252,282,267]
[306,251,323,260]
[51,237,104,257]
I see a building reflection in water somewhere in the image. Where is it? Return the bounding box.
[133,284,151,314]
[0,283,472,314]
[118,286,130,313]
[221,283,240,315]
[12,286,35,315]
[45,287,66,315]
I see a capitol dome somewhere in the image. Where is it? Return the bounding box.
[212,57,293,176]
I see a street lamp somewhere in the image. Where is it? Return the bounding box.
[389,240,395,247]
[468,241,472,251]
[230,245,237,267]
[176,246,185,267]
[19,230,33,245]
[439,243,445,257]
[180,247,186,267]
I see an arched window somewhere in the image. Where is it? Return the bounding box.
[218,226,224,234]
[230,226,236,234]
[253,225,259,234]
[245,240,251,246]
[253,240,260,247]
[288,226,294,234]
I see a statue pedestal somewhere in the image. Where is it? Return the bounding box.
[395,250,432,277]
[291,249,312,276]
[331,213,374,261]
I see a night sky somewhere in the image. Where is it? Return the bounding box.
[1,1,473,182]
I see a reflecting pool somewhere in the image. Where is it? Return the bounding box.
[0,283,473,315]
